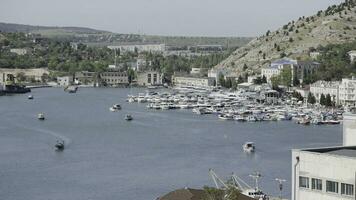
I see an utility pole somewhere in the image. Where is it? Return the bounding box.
[275,178,286,199]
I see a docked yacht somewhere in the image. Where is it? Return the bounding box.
[218,114,234,120]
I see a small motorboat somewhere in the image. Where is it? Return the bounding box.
[125,114,133,121]
[55,140,64,151]
[110,104,121,112]
[243,142,255,153]
[64,85,78,93]
[218,114,233,120]
[37,113,45,120]
[28,95,34,100]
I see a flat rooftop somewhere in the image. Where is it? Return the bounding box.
[302,146,356,158]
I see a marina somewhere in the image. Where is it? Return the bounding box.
[0,87,342,200]
[128,87,344,126]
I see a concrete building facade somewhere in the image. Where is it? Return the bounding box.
[0,68,49,84]
[173,76,215,89]
[108,44,165,53]
[292,112,356,200]
[57,76,73,87]
[310,81,340,105]
[137,71,163,86]
[100,70,128,86]
[339,78,356,107]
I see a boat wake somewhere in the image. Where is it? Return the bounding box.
[21,126,72,146]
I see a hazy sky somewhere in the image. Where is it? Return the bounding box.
[0,0,344,37]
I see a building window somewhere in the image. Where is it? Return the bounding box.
[341,183,354,196]
[299,176,309,188]
[311,178,322,191]
[326,180,339,193]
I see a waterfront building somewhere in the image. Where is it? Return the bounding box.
[292,111,356,200]
[10,48,28,55]
[0,68,49,84]
[74,71,97,85]
[57,76,73,87]
[310,81,340,105]
[348,50,356,63]
[137,70,163,86]
[261,58,320,85]
[339,77,356,107]
[261,90,279,104]
[172,75,215,89]
[208,68,229,83]
[100,70,128,86]
[108,43,165,53]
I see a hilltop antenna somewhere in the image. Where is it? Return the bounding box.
[249,171,262,191]
[275,178,286,199]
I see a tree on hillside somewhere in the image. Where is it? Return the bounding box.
[307,93,316,104]
[325,94,333,107]
[320,93,326,105]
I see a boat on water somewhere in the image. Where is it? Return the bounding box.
[243,142,255,153]
[125,114,133,121]
[64,85,78,93]
[37,113,45,120]
[297,118,310,125]
[55,140,64,151]
[233,115,246,122]
[28,95,34,100]
[218,114,234,120]
[109,104,121,112]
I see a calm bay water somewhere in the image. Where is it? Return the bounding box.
[0,88,342,200]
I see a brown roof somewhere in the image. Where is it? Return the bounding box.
[157,188,206,200]
[157,188,256,200]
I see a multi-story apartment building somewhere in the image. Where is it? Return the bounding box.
[310,81,340,105]
[292,111,356,200]
[339,77,356,107]
[137,70,163,86]
[172,75,215,89]
[100,70,129,86]
[261,58,320,85]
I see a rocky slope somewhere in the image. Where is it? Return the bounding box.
[217,0,356,75]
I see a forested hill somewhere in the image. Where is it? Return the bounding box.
[216,0,356,75]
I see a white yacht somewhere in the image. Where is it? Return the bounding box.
[243,142,255,153]
[110,104,121,112]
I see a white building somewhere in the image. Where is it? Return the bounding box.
[108,44,165,53]
[261,58,320,85]
[190,68,201,74]
[348,50,356,63]
[57,76,72,87]
[0,68,49,84]
[261,58,297,84]
[208,68,228,83]
[10,48,28,55]
[137,71,163,86]
[309,52,321,60]
[136,55,152,71]
[292,112,356,200]
[339,77,356,107]
[173,76,215,89]
[310,81,340,105]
